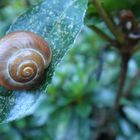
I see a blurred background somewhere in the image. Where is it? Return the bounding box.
[0,0,40,37]
[1,0,140,140]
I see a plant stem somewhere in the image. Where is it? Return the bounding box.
[125,69,140,98]
[114,54,130,109]
[93,54,129,139]
[93,0,124,44]
[96,44,109,80]
[89,25,113,42]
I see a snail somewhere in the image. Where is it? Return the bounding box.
[0,31,52,90]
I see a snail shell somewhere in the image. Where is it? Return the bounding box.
[0,31,52,90]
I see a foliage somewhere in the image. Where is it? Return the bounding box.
[0,0,140,140]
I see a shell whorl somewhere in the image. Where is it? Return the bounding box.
[0,31,52,90]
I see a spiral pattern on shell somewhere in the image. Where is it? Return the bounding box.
[0,31,52,90]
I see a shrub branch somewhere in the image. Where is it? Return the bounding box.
[92,0,124,44]
[114,54,130,109]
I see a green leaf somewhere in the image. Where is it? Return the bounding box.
[0,0,88,123]
[123,106,140,128]
[89,0,138,14]
[47,107,72,140]
[47,107,90,140]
